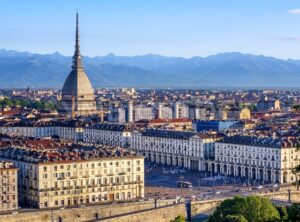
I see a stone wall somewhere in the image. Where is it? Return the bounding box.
[0,200,162,222]
[1,191,299,222]
[98,204,187,222]
[94,199,223,222]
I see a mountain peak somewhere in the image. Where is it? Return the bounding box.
[1,49,300,88]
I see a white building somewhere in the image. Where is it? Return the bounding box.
[0,122,81,141]
[108,106,126,123]
[83,124,132,147]
[133,105,154,122]
[214,135,300,184]
[158,103,173,119]
[174,102,189,119]
[130,129,209,171]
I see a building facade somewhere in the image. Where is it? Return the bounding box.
[130,129,206,171]
[83,124,132,147]
[0,161,18,212]
[214,136,299,184]
[192,120,239,132]
[158,103,173,119]
[0,145,144,209]
[257,99,281,111]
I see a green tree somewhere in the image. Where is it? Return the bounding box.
[208,196,280,222]
[44,101,57,111]
[245,196,280,222]
[170,215,185,222]
[2,98,13,107]
[223,215,248,222]
[276,206,289,222]
[287,204,300,222]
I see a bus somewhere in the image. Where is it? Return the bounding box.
[177,181,193,188]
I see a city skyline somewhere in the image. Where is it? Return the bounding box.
[1,1,300,221]
[1,0,300,59]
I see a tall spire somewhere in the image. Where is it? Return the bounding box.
[72,11,82,69]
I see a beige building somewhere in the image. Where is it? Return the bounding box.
[224,107,251,120]
[0,161,18,212]
[0,143,144,209]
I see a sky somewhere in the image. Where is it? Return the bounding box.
[1,0,300,59]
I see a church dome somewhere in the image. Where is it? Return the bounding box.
[62,67,94,98]
[59,12,96,116]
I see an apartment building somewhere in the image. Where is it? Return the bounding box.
[130,129,208,171]
[214,135,299,184]
[0,143,144,209]
[0,161,18,212]
[83,124,132,147]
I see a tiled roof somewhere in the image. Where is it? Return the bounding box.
[218,135,296,148]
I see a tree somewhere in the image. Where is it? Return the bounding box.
[244,196,280,222]
[223,215,248,222]
[287,204,300,222]
[0,98,57,111]
[44,101,57,111]
[2,98,13,107]
[208,196,280,222]
[276,206,289,222]
[170,215,185,222]
[208,196,248,222]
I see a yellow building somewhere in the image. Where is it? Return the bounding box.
[239,107,251,120]
[224,107,251,120]
[0,161,18,212]
[0,142,144,209]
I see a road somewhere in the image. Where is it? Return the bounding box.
[144,162,291,201]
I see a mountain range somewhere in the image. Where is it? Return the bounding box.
[1,49,300,88]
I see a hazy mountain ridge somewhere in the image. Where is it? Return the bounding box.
[1,49,300,88]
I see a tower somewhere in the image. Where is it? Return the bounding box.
[59,12,97,116]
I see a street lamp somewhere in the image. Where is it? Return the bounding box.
[179,175,184,192]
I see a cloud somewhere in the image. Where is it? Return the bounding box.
[287,9,300,14]
[278,36,300,41]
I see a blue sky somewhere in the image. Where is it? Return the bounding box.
[1,0,300,59]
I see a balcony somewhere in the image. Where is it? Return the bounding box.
[107,174,115,177]
[51,187,60,191]
[39,188,51,192]
[70,176,78,179]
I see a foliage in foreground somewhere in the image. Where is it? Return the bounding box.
[170,215,185,222]
[208,196,280,222]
